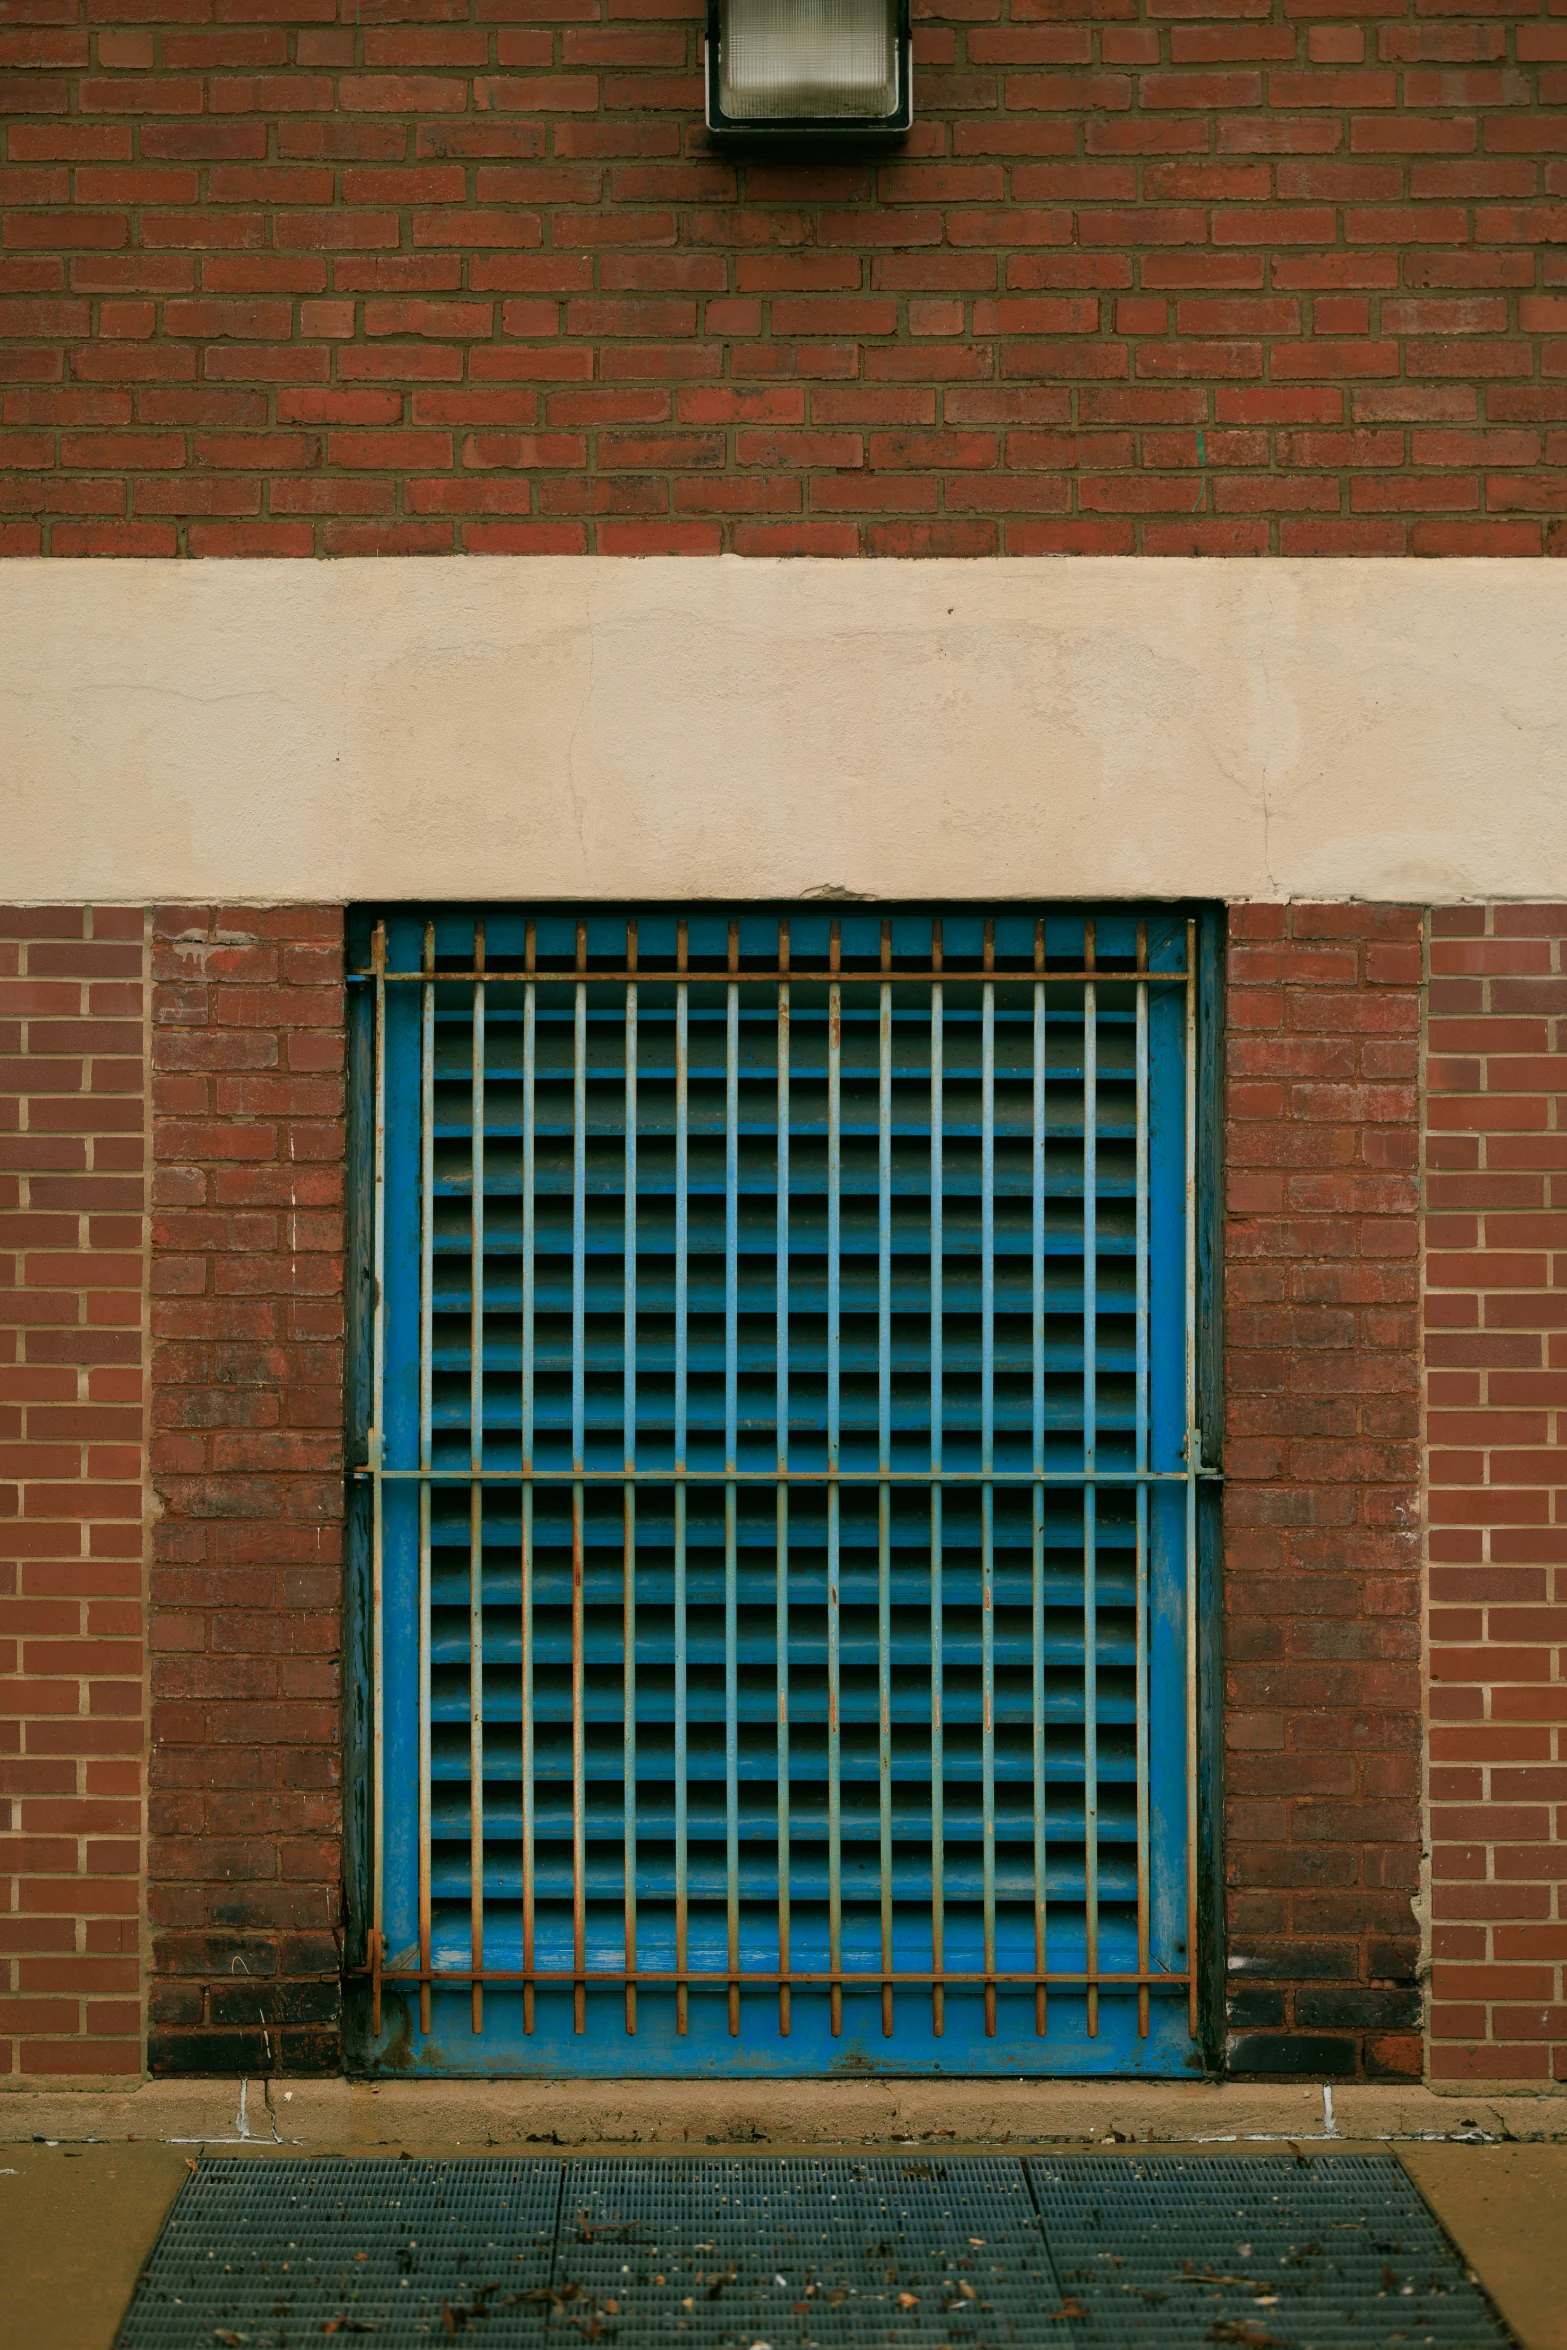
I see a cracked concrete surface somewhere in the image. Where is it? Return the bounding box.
[2,2076,1564,2150]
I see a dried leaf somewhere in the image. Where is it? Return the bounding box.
[575,2219,645,2246]
[1209,2325,1284,2349]
[896,2292,919,2310]
[1047,2299,1088,2322]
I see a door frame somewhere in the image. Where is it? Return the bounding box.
[339,900,1227,2078]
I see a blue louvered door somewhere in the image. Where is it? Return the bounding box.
[355,908,1210,2076]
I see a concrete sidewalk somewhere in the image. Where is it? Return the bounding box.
[0,2141,191,2350]
[7,2140,1551,2350]
[2,2124,1564,2349]
[1402,2143,1567,2350]
[5,2072,1567,2152]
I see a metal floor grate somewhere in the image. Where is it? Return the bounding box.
[1028,2153,1509,2348]
[114,2156,560,2348]
[557,2154,1062,2345]
[114,2152,1511,2350]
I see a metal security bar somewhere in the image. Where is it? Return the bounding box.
[355,907,1211,2077]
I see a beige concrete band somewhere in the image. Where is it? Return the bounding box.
[5,558,1565,907]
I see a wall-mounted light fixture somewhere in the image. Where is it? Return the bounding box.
[706,0,912,143]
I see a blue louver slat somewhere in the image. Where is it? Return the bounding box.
[363,907,1206,2077]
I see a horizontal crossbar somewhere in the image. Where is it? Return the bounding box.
[355,967,1190,987]
[358,1465,1217,1484]
[360,1963,1192,1989]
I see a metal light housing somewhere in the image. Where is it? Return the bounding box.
[706,0,912,142]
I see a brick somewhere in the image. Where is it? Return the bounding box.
[0,905,146,2079]
[130,906,348,2073]
[1225,905,1424,2083]
[1421,907,1567,2093]
[3,0,1567,2125]
[0,37,1554,549]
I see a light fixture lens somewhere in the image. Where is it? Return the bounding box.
[716,0,901,123]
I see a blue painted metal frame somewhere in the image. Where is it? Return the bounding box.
[344,906,1219,2078]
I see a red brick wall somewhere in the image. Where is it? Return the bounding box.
[1223,903,1425,2082]
[1426,907,1567,2088]
[16,895,1564,2085]
[147,905,346,2075]
[2,5,1565,556]
[0,906,147,2083]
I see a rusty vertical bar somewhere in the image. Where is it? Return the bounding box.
[826,916,843,2039]
[370,919,387,2038]
[1185,913,1200,2041]
[674,917,690,2035]
[724,918,742,2037]
[520,920,537,2035]
[417,918,435,2038]
[877,917,894,2040]
[1081,919,1099,2041]
[468,920,486,2036]
[1135,919,1152,2041]
[775,920,792,2038]
[623,919,638,2036]
[980,916,997,2038]
[929,919,945,2040]
[571,919,588,2035]
[1031,914,1048,2038]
